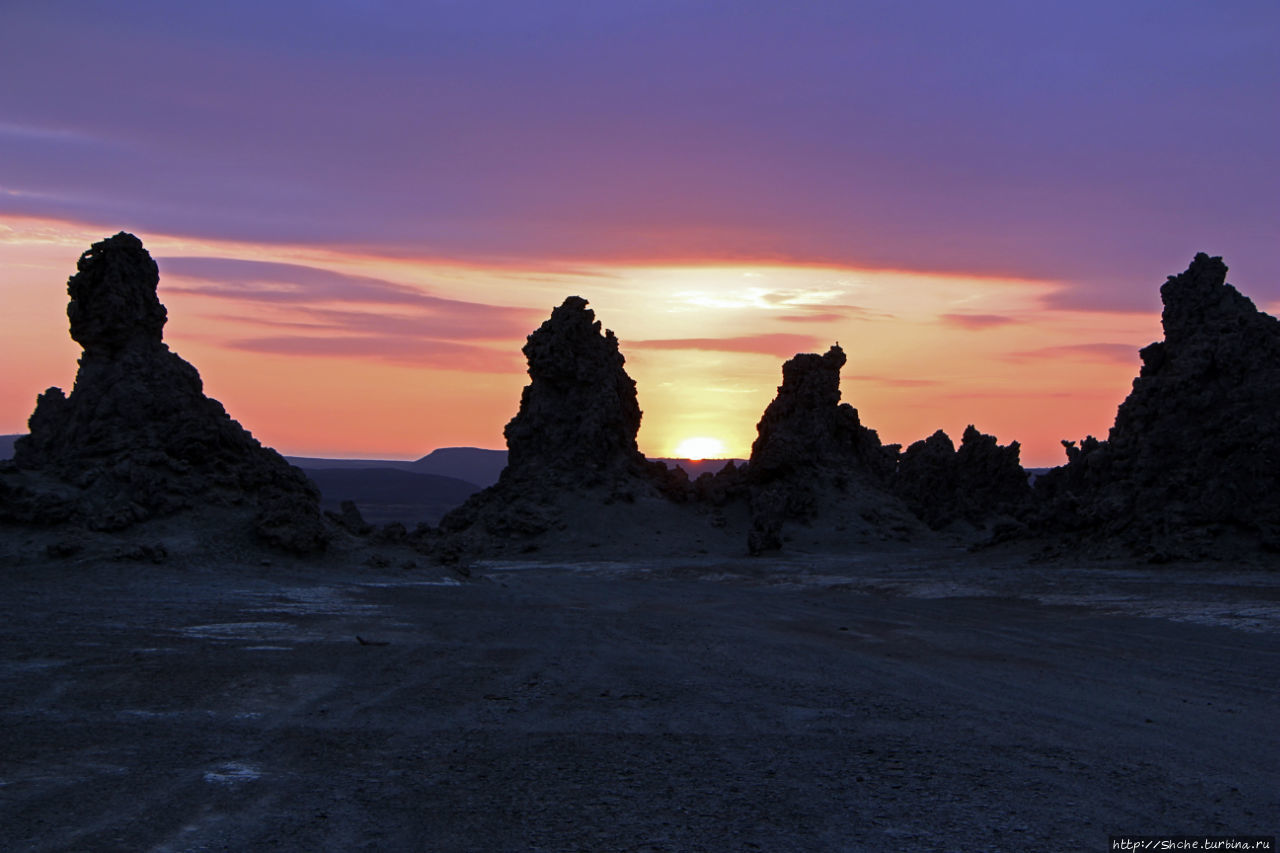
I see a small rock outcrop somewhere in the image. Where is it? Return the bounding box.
[327,500,373,536]
[745,345,921,553]
[438,297,712,556]
[896,425,1030,530]
[1,232,327,552]
[1034,253,1280,558]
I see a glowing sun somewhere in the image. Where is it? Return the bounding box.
[672,436,727,460]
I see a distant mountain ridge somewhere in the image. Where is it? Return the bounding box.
[2,440,741,473]
[285,446,742,489]
[290,448,744,528]
[2,435,745,526]
[286,446,508,488]
[3,434,738,483]
[410,447,509,487]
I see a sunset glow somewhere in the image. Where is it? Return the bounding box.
[2,8,1274,845]
[672,437,728,461]
[0,214,1166,467]
[0,2,1274,470]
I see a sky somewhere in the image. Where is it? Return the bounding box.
[1,0,1276,466]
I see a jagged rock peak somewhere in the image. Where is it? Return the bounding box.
[952,425,1029,516]
[756,345,846,427]
[749,344,889,478]
[503,295,644,474]
[896,426,1029,530]
[1034,253,1280,559]
[436,296,704,557]
[4,233,327,553]
[777,344,845,409]
[67,232,167,354]
[746,343,916,553]
[1159,252,1265,344]
[893,430,955,530]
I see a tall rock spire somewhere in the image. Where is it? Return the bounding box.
[437,296,726,557]
[1035,253,1280,558]
[4,233,327,552]
[503,296,646,477]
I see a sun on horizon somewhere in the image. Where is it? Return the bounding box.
[671,436,728,461]
[0,217,1164,469]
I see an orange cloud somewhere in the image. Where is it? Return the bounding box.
[0,215,1165,469]
[939,313,1018,329]
[629,334,822,357]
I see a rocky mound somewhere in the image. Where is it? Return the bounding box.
[0,233,327,553]
[745,345,922,553]
[896,425,1030,530]
[436,297,731,558]
[1034,253,1280,558]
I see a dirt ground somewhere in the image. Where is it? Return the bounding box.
[1,535,1277,852]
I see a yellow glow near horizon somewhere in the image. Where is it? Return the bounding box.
[0,214,1163,468]
[672,436,727,460]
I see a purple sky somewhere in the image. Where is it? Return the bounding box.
[3,0,1277,311]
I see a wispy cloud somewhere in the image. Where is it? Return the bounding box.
[1008,343,1139,364]
[775,312,849,323]
[775,303,891,323]
[227,335,519,372]
[630,334,821,357]
[163,257,465,306]
[846,375,942,388]
[937,388,1113,400]
[759,288,845,306]
[1041,282,1164,314]
[0,121,104,145]
[213,305,537,342]
[2,3,1277,297]
[162,255,544,368]
[939,313,1017,330]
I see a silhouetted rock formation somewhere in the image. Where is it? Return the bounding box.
[503,296,646,479]
[1035,253,1280,558]
[327,500,373,536]
[745,345,921,553]
[692,460,748,507]
[438,297,714,556]
[1,233,327,552]
[896,426,1030,530]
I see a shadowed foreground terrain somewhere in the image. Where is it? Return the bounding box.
[2,546,1275,851]
[3,237,1279,851]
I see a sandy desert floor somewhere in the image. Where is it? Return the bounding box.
[1,542,1277,852]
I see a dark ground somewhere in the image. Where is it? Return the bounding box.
[1,545,1276,852]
